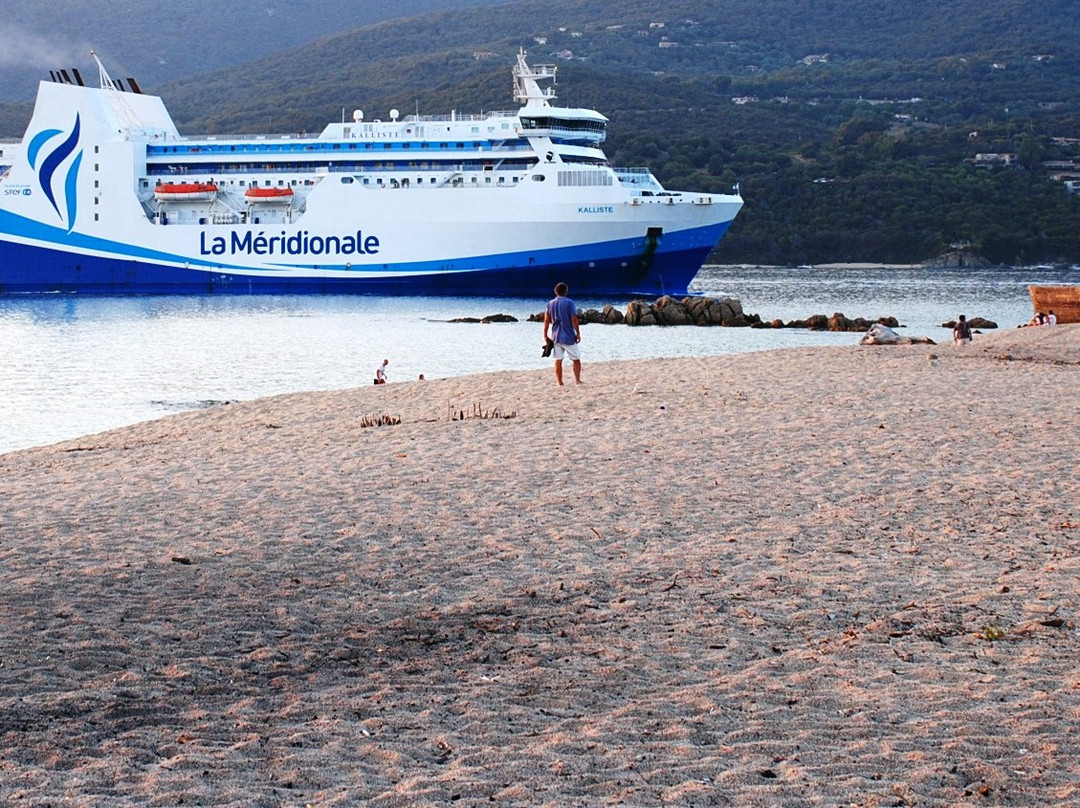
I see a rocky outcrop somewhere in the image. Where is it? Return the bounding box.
[528,298,901,329]
[921,251,996,269]
[579,304,625,325]
[942,317,997,330]
[753,313,900,332]
[624,295,755,327]
[450,313,519,323]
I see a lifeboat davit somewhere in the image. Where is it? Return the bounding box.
[154,182,218,202]
[245,187,295,203]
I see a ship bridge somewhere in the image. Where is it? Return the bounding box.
[512,48,607,146]
[517,107,607,145]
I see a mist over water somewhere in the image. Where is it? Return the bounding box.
[1,264,1075,454]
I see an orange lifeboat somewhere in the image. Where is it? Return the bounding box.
[154,182,218,202]
[245,186,295,203]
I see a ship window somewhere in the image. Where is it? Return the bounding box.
[383,144,392,149]
[532,174,545,182]
[341,177,354,184]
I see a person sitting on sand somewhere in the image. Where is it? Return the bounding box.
[953,314,972,345]
[1022,312,1046,328]
[1047,310,1057,326]
[374,359,388,385]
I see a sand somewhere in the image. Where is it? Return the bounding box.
[1,325,1078,806]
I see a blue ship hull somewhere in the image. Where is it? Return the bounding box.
[0,223,731,297]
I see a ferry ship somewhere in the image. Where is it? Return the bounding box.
[0,51,742,296]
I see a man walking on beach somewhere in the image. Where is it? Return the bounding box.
[543,282,582,385]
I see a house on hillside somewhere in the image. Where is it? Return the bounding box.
[972,153,1016,167]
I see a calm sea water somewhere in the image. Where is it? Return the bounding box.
[1,264,1075,454]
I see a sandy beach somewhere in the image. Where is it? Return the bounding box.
[1,325,1078,806]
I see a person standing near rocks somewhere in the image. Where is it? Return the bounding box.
[543,282,582,385]
[953,314,972,345]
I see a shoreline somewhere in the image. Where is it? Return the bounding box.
[2,264,1059,456]
[1,326,1078,804]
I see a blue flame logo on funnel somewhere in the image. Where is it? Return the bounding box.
[27,114,83,232]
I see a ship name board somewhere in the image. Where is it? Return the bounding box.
[199,230,381,257]
[578,206,613,214]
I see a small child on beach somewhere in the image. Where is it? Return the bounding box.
[953,314,972,345]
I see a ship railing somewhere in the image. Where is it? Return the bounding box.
[401,110,518,124]
[146,140,537,159]
[145,159,537,180]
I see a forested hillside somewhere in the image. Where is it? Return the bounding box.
[0,0,514,101]
[2,0,1078,265]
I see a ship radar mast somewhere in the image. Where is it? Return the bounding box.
[91,50,120,90]
[513,48,557,108]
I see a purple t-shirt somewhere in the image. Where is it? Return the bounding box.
[546,295,578,344]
